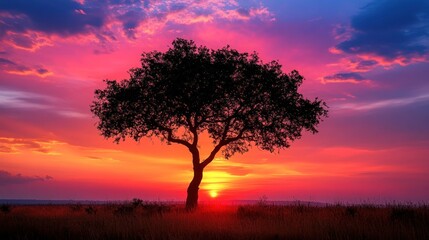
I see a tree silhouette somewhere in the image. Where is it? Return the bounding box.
[90,38,328,210]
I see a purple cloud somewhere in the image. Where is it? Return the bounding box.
[0,57,51,76]
[355,60,378,71]
[323,72,368,84]
[0,0,274,49]
[325,72,364,81]
[0,170,53,185]
[335,0,429,64]
[0,88,89,118]
[0,0,107,36]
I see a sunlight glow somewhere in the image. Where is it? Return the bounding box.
[209,190,218,198]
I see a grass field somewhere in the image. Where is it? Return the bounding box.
[1,201,428,240]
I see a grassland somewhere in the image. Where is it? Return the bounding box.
[1,201,428,240]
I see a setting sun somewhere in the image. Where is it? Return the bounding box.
[209,190,218,198]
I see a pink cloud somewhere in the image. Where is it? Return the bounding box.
[3,31,54,52]
[0,57,52,77]
[0,0,275,52]
[320,72,373,85]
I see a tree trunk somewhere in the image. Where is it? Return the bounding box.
[185,164,203,211]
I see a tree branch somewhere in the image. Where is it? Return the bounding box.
[200,125,247,169]
[160,125,200,167]
[224,127,246,144]
[220,117,232,141]
[187,115,199,148]
[191,128,198,147]
[200,142,223,169]
[160,127,193,150]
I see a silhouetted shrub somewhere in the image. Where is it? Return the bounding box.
[237,206,264,220]
[142,202,171,216]
[294,203,310,214]
[390,206,415,222]
[114,204,135,216]
[0,204,11,214]
[345,206,358,217]
[257,195,268,207]
[69,204,82,212]
[85,206,97,215]
[132,198,143,208]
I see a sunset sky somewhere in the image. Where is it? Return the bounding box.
[1,0,428,203]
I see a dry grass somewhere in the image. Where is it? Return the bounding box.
[1,202,428,239]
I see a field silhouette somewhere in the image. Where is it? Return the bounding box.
[1,201,429,239]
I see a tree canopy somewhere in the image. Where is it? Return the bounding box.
[92,38,327,157]
[90,38,328,209]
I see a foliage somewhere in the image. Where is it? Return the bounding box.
[91,38,328,159]
[91,38,328,209]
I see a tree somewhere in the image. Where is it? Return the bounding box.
[90,38,328,210]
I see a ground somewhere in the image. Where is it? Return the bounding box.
[1,202,428,239]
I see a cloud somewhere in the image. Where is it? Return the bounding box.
[353,59,379,71]
[0,0,274,50]
[113,1,274,37]
[322,72,371,84]
[116,8,147,39]
[334,93,429,111]
[0,137,63,154]
[0,0,108,50]
[0,0,106,36]
[333,0,429,66]
[2,31,54,51]
[214,6,275,22]
[0,88,89,118]
[0,57,52,77]
[0,88,54,109]
[325,72,364,81]
[0,170,53,185]
[208,165,251,176]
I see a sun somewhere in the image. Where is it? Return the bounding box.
[209,190,218,198]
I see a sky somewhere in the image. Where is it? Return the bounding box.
[1,0,428,203]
